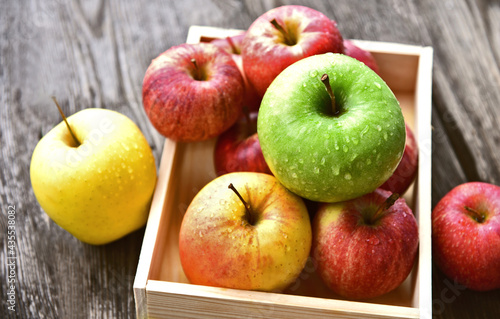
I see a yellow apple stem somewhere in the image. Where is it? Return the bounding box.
[464,206,486,223]
[228,183,255,225]
[370,193,400,224]
[51,96,81,147]
[270,18,294,46]
[321,74,338,115]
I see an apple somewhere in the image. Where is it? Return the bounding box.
[213,111,271,176]
[257,53,406,203]
[312,188,419,300]
[241,5,344,97]
[211,34,262,112]
[343,39,380,75]
[432,182,500,291]
[210,33,245,55]
[179,172,312,292]
[142,42,245,142]
[30,105,157,245]
[380,123,418,195]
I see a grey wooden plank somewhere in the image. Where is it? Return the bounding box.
[1,0,499,318]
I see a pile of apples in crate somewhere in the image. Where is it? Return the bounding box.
[143,4,500,298]
[142,5,423,300]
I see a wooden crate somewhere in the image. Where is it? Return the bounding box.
[134,25,434,319]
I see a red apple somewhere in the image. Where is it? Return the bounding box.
[214,111,271,176]
[210,33,245,55]
[312,188,419,300]
[142,42,244,142]
[179,172,312,292]
[241,5,344,97]
[432,182,500,291]
[211,34,262,112]
[343,39,380,75]
[380,123,418,195]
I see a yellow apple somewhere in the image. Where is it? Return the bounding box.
[179,172,312,292]
[30,108,157,245]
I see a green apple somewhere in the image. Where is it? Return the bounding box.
[179,172,312,292]
[257,53,405,203]
[30,107,157,245]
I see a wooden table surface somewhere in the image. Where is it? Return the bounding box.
[1,0,499,318]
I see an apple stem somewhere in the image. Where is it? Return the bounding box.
[226,36,239,54]
[191,58,205,81]
[321,74,338,115]
[270,18,294,46]
[464,206,486,223]
[228,183,255,225]
[51,96,81,147]
[370,193,400,224]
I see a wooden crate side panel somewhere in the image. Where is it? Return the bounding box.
[146,280,419,319]
[414,46,434,318]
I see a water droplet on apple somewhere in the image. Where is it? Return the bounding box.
[376,125,382,131]
[383,132,388,140]
[314,167,320,174]
[292,173,298,178]
[352,137,359,145]
[309,70,318,78]
[199,231,203,238]
[374,82,381,89]
[332,165,340,176]
[334,141,340,151]
[366,158,372,165]
[320,157,326,165]
[367,235,380,245]
[360,125,370,138]
[344,173,352,180]
[343,145,349,152]
[298,158,304,164]
[302,82,307,88]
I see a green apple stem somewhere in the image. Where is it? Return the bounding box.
[370,193,400,224]
[464,206,486,223]
[270,19,295,46]
[228,183,255,225]
[321,74,338,116]
[51,96,81,147]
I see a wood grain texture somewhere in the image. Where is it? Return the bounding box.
[1,0,499,318]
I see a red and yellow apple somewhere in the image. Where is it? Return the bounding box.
[241,5,344,97]
[142,42,245,142]
[179,172,312,292]
[312,188,419,299]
